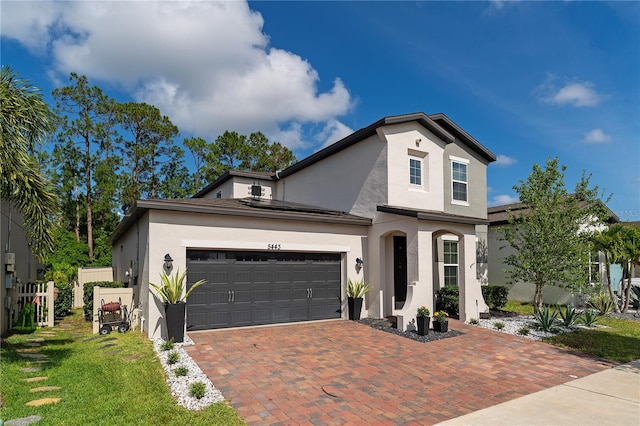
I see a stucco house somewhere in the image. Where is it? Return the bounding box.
[1,200,41,335]
[110,112,497,339]
[487,202,619,306]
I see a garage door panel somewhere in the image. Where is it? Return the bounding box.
[187,250,341,330]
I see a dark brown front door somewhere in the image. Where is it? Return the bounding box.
[393,236,407,308]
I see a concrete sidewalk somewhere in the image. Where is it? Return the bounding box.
[436,359,640,426]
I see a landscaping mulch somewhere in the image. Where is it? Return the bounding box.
[357,317,464,342]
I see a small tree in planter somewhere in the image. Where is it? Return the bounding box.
[345,279,370,320]
[416,306,430,336]
[150,269,205,343]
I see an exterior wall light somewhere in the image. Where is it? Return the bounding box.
[163,253,173,273]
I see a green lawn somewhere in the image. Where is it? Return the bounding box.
[0,311,244,425]
[502,300,640,363]
[545,317,640,363]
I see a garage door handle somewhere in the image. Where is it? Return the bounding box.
[232,291,235,302]
[310,288,313,298]
[228,290,232,302]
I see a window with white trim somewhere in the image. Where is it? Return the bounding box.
[409,157,422,185]
[444,240,459,286]
[451,159,468,203]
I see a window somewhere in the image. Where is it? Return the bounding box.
[451,159,468,203]
[409,157,422,185]
[588,252,600,284]
[444,241,458,286]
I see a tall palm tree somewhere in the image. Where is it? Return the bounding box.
[0,66,57,259]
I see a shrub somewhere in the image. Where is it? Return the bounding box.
[557,305,580,328]
[580,309,599,327]
[436,286,459,316]
[481,285,509,310]
[586,292,615,316]
[174,366,188,377]
[161,338,175,351]
[517,327,531,336]
[468,318,479,325]
[167,351,180,365]
[54,282,73,318]
[534,306,559,332]
[417,306,430,317]
[190,382,207,399]
[83,281,125,319]
[493,321,505,331]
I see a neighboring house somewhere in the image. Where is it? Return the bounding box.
[1,199,41,335]
[487,202,619,306]
[110,112,497,339]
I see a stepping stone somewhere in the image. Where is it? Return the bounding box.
[16,348,41,353]
[22,342,41,348]
[30,386,61,392]
[37,332,56,336]
[124,354,143,362]
[18,353,47,359]
[100,343,116,349]
[24,376,48,382]
[58,324,72,328]
[103,350,121,356]
[4,415,43,426]
[20,368,42,373]
[27,338,45,343]
[25,397,61,407]
[102,337,117,342]
[32,360,49,364]
[83,336,101,342]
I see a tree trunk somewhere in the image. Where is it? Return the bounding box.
[534,282,544,312]
[74,181,80,242]
[85,134,93,260]
[622,261,632,313]
[603,253,620,313]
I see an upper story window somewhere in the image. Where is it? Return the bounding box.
[450,156,469,204]
[409,157,422,185]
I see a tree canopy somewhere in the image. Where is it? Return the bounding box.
[0,66,58,259]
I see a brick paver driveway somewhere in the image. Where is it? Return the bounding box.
[185,320,613,425]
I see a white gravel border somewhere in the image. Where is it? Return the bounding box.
[153,336,224,411]
[472,315,602,340]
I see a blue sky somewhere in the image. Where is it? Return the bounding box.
[2,1,639,220]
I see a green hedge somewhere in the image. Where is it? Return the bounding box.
[481,285,509,310]
[54,282,73,318]
[436,285,459,316]
[83,281,125,319]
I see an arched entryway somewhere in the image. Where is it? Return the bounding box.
[432,229,465,317]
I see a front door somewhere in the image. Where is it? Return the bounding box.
[393,236,407,309]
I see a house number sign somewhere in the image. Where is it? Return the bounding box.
[267,244,282,250]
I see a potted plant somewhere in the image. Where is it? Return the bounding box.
[150,269,205,343]
[345,279,370,320]
[432,310,449,332]
[416,306,430,336]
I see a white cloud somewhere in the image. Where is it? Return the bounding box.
[318,120,354,149]
[2,1,353,150]
[489,194,519,207]
[583,129,612,144]
[494,155,517,167]
[535,75,601,107]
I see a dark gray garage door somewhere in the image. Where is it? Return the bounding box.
[186,250,342,330]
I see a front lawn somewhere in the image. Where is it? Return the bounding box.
[545,317,640,363]
[0,311,244,425]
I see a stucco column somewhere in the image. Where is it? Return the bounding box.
[461,233,488,321]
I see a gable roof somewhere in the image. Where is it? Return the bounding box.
[110,197,371,244]
[279,112,496,178]
[488,200,619,226]
[193,170,275,198]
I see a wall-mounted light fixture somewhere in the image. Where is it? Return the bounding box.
[163,253,173,272]
[356,257,364,266]
[415,138,422,146]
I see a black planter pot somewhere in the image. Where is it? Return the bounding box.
[164,302,186,343]
[417,316,430,335]
[433,320,449,333]
[348,297,363,320]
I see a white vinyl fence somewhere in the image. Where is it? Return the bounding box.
[16,281,55,327]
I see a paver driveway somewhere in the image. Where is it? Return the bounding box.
[185,320,613,425]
